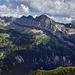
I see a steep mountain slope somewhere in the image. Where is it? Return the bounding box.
[0,15,75,75]
[7,15,75,48]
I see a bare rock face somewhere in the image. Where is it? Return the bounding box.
[7,15,75,48]
[0,16,16,26]
[0,15,75,48]
[0,15,75,74]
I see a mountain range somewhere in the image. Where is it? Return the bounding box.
[0,15,75,75]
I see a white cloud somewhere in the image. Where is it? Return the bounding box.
[0,4,30,17]
[16,0,75,23]
[65,17,73,22]
[0,0,75,23]
[33,14,38,18]
[6,0,10,3]
[21,4,29,13]
[0,5,11,17]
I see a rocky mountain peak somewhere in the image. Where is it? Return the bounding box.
[35,15,51,22]
[27,15,34,19]
[20,15,27,19]
[0,15,75,75]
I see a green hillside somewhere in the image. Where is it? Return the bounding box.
[33,67,75,75]
[0,23,75,75]
[0,24,51,59]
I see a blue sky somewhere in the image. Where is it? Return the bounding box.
[0,0,75,23]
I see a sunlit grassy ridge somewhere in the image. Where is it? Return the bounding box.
[0,25,16,59]
[0,25,51,59]
[0,23,75,75]
[33,67,75,75]
[35,34,50,45]
[0,33,10,47]
[0,33,16,59]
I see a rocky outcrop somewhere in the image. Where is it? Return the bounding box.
[6,15,75,49]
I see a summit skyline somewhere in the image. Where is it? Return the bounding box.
[0,0,75,23]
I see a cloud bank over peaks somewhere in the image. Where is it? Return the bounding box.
[0,4,30,17]
[0,0,75,23]
[15,0,75,23]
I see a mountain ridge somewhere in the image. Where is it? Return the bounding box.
[0,15,75,75]
[6,15,75,48]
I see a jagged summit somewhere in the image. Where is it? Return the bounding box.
[20,15,27,19]
[19,15,54,22]
[35,15,47,21]
[0,14,75,75]
[27,15,34,19]
[1,14,74,35]
[37,15,48,19]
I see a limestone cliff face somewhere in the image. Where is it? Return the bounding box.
[6,15,75,49]
[0,15,75,49]
[8,15,75,34]
[3,15,75,67]
[0,15,75,72]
